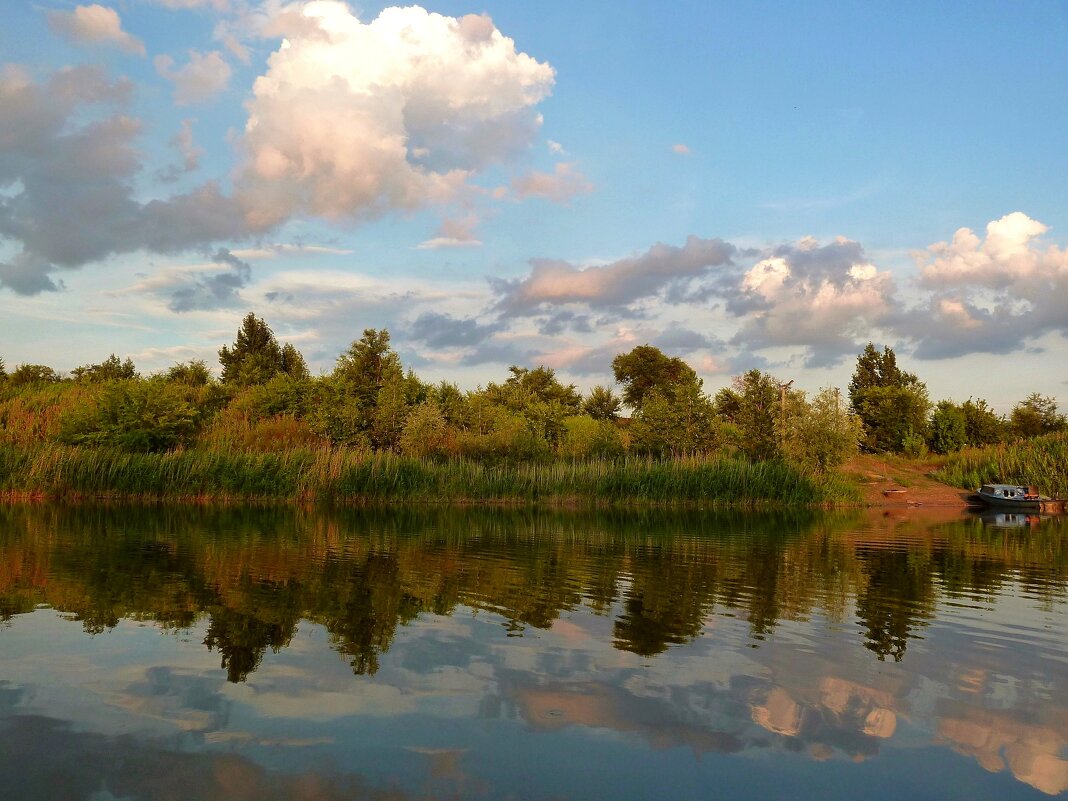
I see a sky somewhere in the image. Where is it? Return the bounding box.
[1,0,1067,411]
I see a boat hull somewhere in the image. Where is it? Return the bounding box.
[974,492,1065,514]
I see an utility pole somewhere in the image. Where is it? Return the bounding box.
[778,380,794,447]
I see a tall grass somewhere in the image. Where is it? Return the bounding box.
[935,432,1068,498]
[0,444,858,507]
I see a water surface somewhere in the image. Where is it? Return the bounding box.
[1,505,1066,800]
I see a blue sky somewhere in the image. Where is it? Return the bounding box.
[2,0,1067,410]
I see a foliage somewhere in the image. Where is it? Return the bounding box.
[8,364,62,387]
[779,388,862,473]
[611,345,698,410]
[57,378,202,452]
[219,313,307,386]
[848,343,930,453]
[558,415,625,459]
[0,444,856,506]
[928,401,968,454]
[71,354,137,383]
[398,401,451,458]
[629,384,718,457]
[1010,393,1066,439]
[936,431,1068,499]
[582,385,622,421]
[166,359,213,386]
[960,398,1003,446]
[731,369,786,462]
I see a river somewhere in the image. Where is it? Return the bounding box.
[0,504,1065,800]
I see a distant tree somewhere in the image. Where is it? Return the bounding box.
[582,385,622,422]
[219,313,306,386]
[399,401,450,458]
[166,359,212,386]
[71,354,137,383]
[280,342,310,380]
[712,387,742,423]
[960,398,1004,446]
[629,382,719,457]
[9,364,62,387]
[0,357,6,381]
[311,328,407,446]
[732,369,785,462]
[611,345,698,410]
[928,401,968,454]
[558,415,625,459]
[1010,393,1067,439]
[779,388,862,473]
[848,343,930,452]
[487,366,582,413]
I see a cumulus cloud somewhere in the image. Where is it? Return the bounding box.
[154,50,232,105]
[724,236,896,367]
[235,2,555,229]
[495,235,735,313]
[900,212,1068,359]
[672,143,691,155]
[48,4,146,56]
[511,162,592,203]
[0,65,251,294]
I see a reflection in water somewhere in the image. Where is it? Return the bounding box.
[0,504,1066,800]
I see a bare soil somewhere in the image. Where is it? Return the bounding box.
[843,454,974,510]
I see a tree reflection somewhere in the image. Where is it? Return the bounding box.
[0,505,1065,681]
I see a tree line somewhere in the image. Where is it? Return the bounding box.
[1,315,1063,467]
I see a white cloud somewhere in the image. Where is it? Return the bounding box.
[901,211,1068,358]
[154,50,232,105]
[672,143,691,155]
[47,4,146,56]
[547,139,566,155]
[511,162,593,204]
[235,2,555,229]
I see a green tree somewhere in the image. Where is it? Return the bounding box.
[9,364,62,387]
[312,329,406,446]
[582,385,622,421]
[219,313,284,386]
[848,343,930,453]
[71,354,137,383]
[398,401,450,458]
[611,345,698,410]
[629,383,718,457]
[280,342,310,380]
[166,359,212,386]
[779,388,862,473]
[928,401,967,454]
[557,415,625,459]
[0,357,8,382]
[960,398,1003,446]
[1010,393,1066,439]
[732,370,784,462]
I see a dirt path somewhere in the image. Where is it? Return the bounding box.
[843,454,974,510]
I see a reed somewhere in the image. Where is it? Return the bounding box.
[0,444,857,507]
[934,432,1068,498]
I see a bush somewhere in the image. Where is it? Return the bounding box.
[57,378,201,452]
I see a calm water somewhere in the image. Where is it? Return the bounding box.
[0,505,1066,800]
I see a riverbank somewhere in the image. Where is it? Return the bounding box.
[0,444,861,508]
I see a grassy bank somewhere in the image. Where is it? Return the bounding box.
[0,444,859,507]
[934,432,1068,498]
